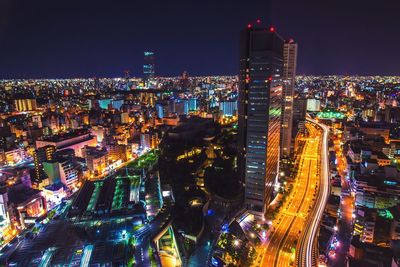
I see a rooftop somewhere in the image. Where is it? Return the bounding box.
[8,184,42,206]
[38,128,91,143]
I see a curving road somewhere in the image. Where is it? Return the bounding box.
[297,118,330,267]
[254,122,322,267]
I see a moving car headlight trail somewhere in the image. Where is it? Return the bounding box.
[297,118,330,267]
[255,120,328,267]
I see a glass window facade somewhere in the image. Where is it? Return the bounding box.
[238,27,284,218]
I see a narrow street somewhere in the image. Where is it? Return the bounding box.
[329,136,354,266]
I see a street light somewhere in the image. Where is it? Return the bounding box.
[233,239,240,247]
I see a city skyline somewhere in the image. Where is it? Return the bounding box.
[1,1,400,266]
[1,0,400,78]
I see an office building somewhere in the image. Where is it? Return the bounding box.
[238,24,284,218]
[280,40,297,158]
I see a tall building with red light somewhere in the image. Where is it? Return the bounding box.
[238,24,284,219]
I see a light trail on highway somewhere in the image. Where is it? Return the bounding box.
[297,118,330,267]
[254,121,323,267]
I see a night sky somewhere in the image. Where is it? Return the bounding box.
[0,0,399,78]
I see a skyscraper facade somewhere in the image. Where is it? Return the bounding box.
[143,51,155,81]
[280,40,298,158]
[238,25,284,218]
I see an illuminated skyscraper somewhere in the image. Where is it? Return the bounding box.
[280,40,298,158]
[143,51,155,82]
[238,24,284,218]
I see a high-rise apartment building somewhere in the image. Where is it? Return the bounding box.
[238,24,284,218]
[280,40,298,158]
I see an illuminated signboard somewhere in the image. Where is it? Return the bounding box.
[317,110,345,119]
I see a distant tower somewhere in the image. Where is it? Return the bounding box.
[143,51,155,83]
[124,69,131,90]
[280,39,298,158]
[238,23,284,219]
[181,71,190,91]
[182,70,188,80]
[124,69,130,79]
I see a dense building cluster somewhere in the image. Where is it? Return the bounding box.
[1,16,400,266]
[302,75,400,266]
[0,67,240,266]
